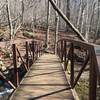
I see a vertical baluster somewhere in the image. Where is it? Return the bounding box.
[57,42,58,55]
[64,40,67,71]
[29,43,33,61]
[32,41,34,61]
[12,44,19,87]
[58,42,60,57]
[36,44,38,59]
[61,40,63,62]
[89,49,97,100]
[26,41,29,69]
[70,43,74,87]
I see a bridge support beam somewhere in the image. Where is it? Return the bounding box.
[12,44,19,87]
[89,50,97,100]
[70,43,74,87]
[64,40,67,70]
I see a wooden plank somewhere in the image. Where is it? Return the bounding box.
[10,54,75,100]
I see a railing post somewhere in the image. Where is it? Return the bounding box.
[58,43,60,57]
[29,43,33,61]
[12,44,19,87]
[36,44,38,60]
[89,50,97,100]
[26,41,29,69]
[57,42,59,56]
[70,43,74,87]
[64,40,67,71]
[32,41,34,61]
[61,40,63,62]
[56,42,58,55]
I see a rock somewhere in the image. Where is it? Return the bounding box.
[0,61,3,66]
[1,66,6,71]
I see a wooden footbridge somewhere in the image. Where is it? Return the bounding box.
[10,53,75,100]
[1,38,98,100]
[0,0,100,100]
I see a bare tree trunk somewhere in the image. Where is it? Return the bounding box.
[77,0,82,30]
[49,0,86,42]
[81,9,85,33]
[6,0,13,40]
[85,0,89,40]
[66,0,70,19]
[58,0,61,29]
[21,0,24,25]
[93,1,100,43]
[66,0,70,31]
[55,0,59,54]
[46,0,51,49]
[89,1,96,33]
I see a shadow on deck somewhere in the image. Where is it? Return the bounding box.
[9,53,76,100]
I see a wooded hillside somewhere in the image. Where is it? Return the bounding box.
[0,0,99,42]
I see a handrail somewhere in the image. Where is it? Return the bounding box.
[57,38,100,100]
[12,40,44,87]
[49,0,87,42]
[0,40,44,92]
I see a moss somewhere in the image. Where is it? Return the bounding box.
[4,52,10,58]
[23,32,33,38]
[75,79,89,100]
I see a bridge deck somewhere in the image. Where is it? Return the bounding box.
[10,53,75,100]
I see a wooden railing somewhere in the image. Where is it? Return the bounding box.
[57,38,100,100]
[0,40,44,90]
[12,40,44,87]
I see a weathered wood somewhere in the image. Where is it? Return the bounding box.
[64,45,71,71]
[61,40,63,62]
[26,41,29,69]
[49,0,87,42]
[12,44,19,87]
[89,50,97,100]
[57,39,99,99]
[73,54,89,87]
[28,43,33,61]
[0,71,16,89]
[32,41,35,61]
[64,41,67,70]
[70,43,74,87]
[10,54,75,100]
[16,48,28,71]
